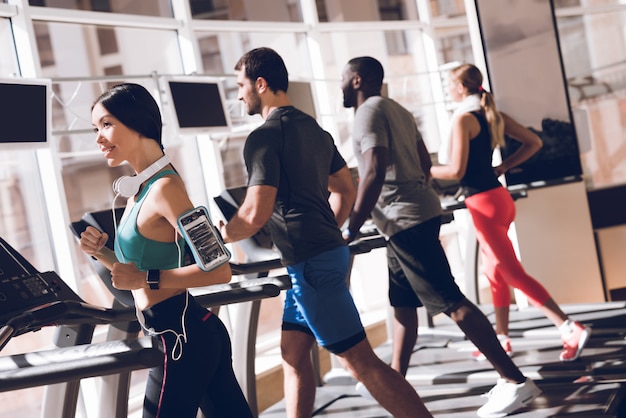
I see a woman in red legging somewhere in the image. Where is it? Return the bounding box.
[431,63,590,363]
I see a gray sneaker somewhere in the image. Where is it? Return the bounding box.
[477,378,541,417]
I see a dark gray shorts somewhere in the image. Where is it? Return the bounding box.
[387,216,465,316]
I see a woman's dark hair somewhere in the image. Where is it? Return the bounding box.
[234,47,289,93]
[94,83,163,149]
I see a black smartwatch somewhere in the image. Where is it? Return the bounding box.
[146,269,160,290]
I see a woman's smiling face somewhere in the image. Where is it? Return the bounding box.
[92,102,139,167]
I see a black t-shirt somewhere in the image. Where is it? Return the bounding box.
[244,106,346,265]
[460,111,502,196]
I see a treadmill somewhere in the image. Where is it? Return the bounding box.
[0,207,291,418]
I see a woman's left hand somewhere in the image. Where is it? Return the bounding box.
[111,262,145,290]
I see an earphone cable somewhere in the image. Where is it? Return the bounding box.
[111,192,126,263]
[111,178,189,361]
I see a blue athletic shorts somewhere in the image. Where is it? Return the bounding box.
[282,245,366,354]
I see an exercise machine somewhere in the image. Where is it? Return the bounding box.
[0,229,290,418]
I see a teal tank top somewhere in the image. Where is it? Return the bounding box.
[114,170,185,271]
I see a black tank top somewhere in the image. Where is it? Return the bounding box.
[460,111,502,196]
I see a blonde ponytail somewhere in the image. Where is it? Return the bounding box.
[481,90,505,148]
[451,63,505,149]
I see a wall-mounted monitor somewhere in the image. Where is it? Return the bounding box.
[0,77,51,148]
[163,75,232,136]
[288,80,317,120]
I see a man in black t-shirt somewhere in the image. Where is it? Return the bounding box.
[220,47,432,418]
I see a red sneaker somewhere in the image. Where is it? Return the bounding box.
[473,335,513,361]
[560,321,591,362]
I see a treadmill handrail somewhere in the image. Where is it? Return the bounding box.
[229,234,388,275]
[0,300,137,351]
[0,276,292,352]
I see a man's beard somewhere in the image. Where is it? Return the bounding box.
[246,90,261,115]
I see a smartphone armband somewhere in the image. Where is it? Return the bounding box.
[177,206,231,272]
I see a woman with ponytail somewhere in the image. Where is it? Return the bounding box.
[431,63,591,363]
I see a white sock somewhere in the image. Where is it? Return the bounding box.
[559,318,573,337]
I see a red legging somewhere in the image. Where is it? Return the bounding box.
[463,186,550,308]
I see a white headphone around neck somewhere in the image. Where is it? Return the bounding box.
[112,155,171,198]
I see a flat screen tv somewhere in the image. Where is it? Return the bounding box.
[163,76,232,135]
[288,80,317,119]
[0,77,51,148]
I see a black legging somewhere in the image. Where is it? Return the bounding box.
[141,292,253,418]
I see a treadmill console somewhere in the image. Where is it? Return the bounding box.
[0,238,65,326]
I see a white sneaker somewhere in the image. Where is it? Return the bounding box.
[355,381,375,400]
[477,378,541,417]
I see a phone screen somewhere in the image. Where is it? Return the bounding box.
[179,208,229,270]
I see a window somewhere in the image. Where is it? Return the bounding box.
[555,5,626,189]
[189,0,303,22]
[0,150,58,417]
[34,22,182,78]
[316,0,420,22]
[0,18,19,75]
[28,0,173,17]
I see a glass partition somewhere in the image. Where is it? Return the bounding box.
[556,7,626,189]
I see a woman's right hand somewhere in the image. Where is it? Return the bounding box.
[80,226,108,256]
[493,164,507,177]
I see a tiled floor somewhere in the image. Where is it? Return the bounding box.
[261,302,626,417]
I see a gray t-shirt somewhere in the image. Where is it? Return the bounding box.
[352,96,442,237]
[244,106,346,265]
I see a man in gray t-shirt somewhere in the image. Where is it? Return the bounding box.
[342,56,536,418]
[351,94,441,237]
